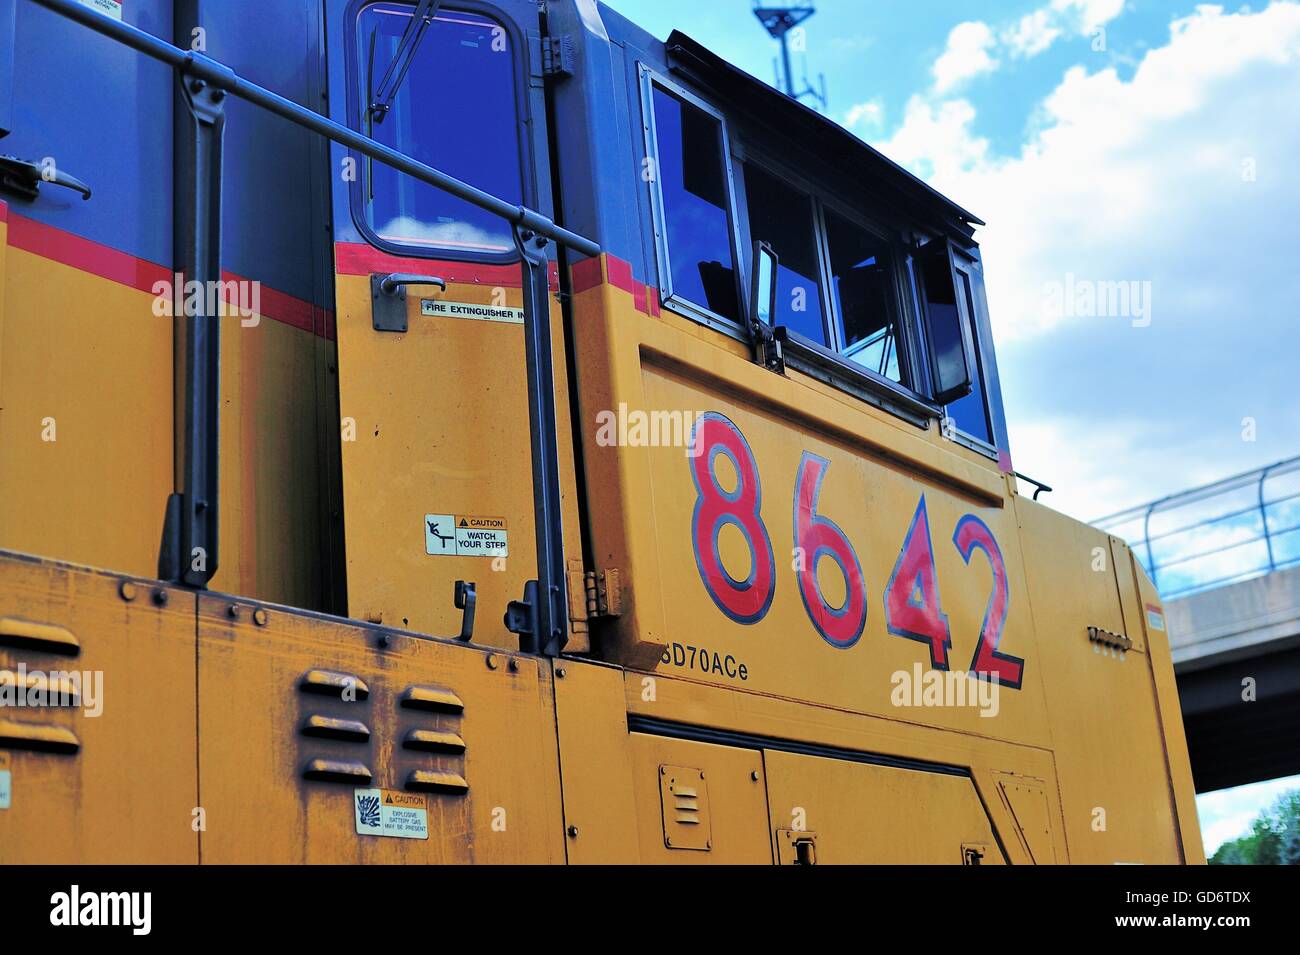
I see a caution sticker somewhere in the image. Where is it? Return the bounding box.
[425,514,508,557]
[0,752,11,810]
[421,299,524,325]
[354,788,429,840]
[1145,603,1166,632]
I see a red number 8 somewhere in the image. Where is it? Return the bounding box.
[689,413,775,624]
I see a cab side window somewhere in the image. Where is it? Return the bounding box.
[825,210,906,386]
[743,163,827,346]
[356,3,522,257]
[645,79,741,324]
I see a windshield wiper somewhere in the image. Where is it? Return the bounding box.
[367,0,440,126]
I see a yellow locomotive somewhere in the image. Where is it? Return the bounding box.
[0,0,1201,863]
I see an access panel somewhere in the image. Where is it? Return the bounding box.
[762,749,1005,864]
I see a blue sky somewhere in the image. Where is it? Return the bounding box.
[603,0,1300,857]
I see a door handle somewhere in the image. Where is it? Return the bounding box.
[0,155,92,202]
[371,272,446,332]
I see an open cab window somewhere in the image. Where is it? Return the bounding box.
[916,239,993,446]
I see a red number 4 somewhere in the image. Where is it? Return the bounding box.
[886,499,1025,688]
[884,496,952,668]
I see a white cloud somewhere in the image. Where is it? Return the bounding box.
[975,0,1126,70]
[1004,10,1063,57]
[932,21,999,92]
[1053,0,1126,35]
[843,98,885,134]
[875,96,988,181]
[377,216,511,253]
[883,2,1300,340]
[874,2,1300,520]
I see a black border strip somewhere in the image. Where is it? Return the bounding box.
[627,714,970,778]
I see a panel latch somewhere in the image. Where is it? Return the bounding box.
[776,829,818,865]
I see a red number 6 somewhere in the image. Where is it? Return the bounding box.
[794,452,867,648]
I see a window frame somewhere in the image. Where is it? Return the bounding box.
[939,250,999,459]
[739,157,833,348]
[638,65,748,334]
[814,196,922,392]
[344,0,534,264]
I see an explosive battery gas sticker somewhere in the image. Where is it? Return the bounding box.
[354,788,429,840]
[0,752,12,810]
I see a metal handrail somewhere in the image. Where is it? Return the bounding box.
[1095,454,1300,599]
[29,0,599,257]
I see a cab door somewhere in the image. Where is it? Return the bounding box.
[322,0,585,648]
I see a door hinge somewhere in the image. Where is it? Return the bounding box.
[567,562,622,630]
[542,35,575,77]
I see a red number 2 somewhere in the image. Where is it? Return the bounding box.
[953,514,1024,688]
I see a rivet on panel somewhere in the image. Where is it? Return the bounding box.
[486,653,498,670]
[751,771,759,782]
[227,605,242,621]
[151,588,169,607]
[507,658,519,673]
[377,632,391,649]
[253,608,269,627]
[556,667,566,679]
[567,825,579,838]
[118,580,138,602]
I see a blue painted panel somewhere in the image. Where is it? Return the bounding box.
[1,0,15,138]
[200,0,328,305]
[6,0,173,265]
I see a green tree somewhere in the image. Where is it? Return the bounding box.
[1209,788,1300,864]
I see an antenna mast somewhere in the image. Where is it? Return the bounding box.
[752,2,827,111]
